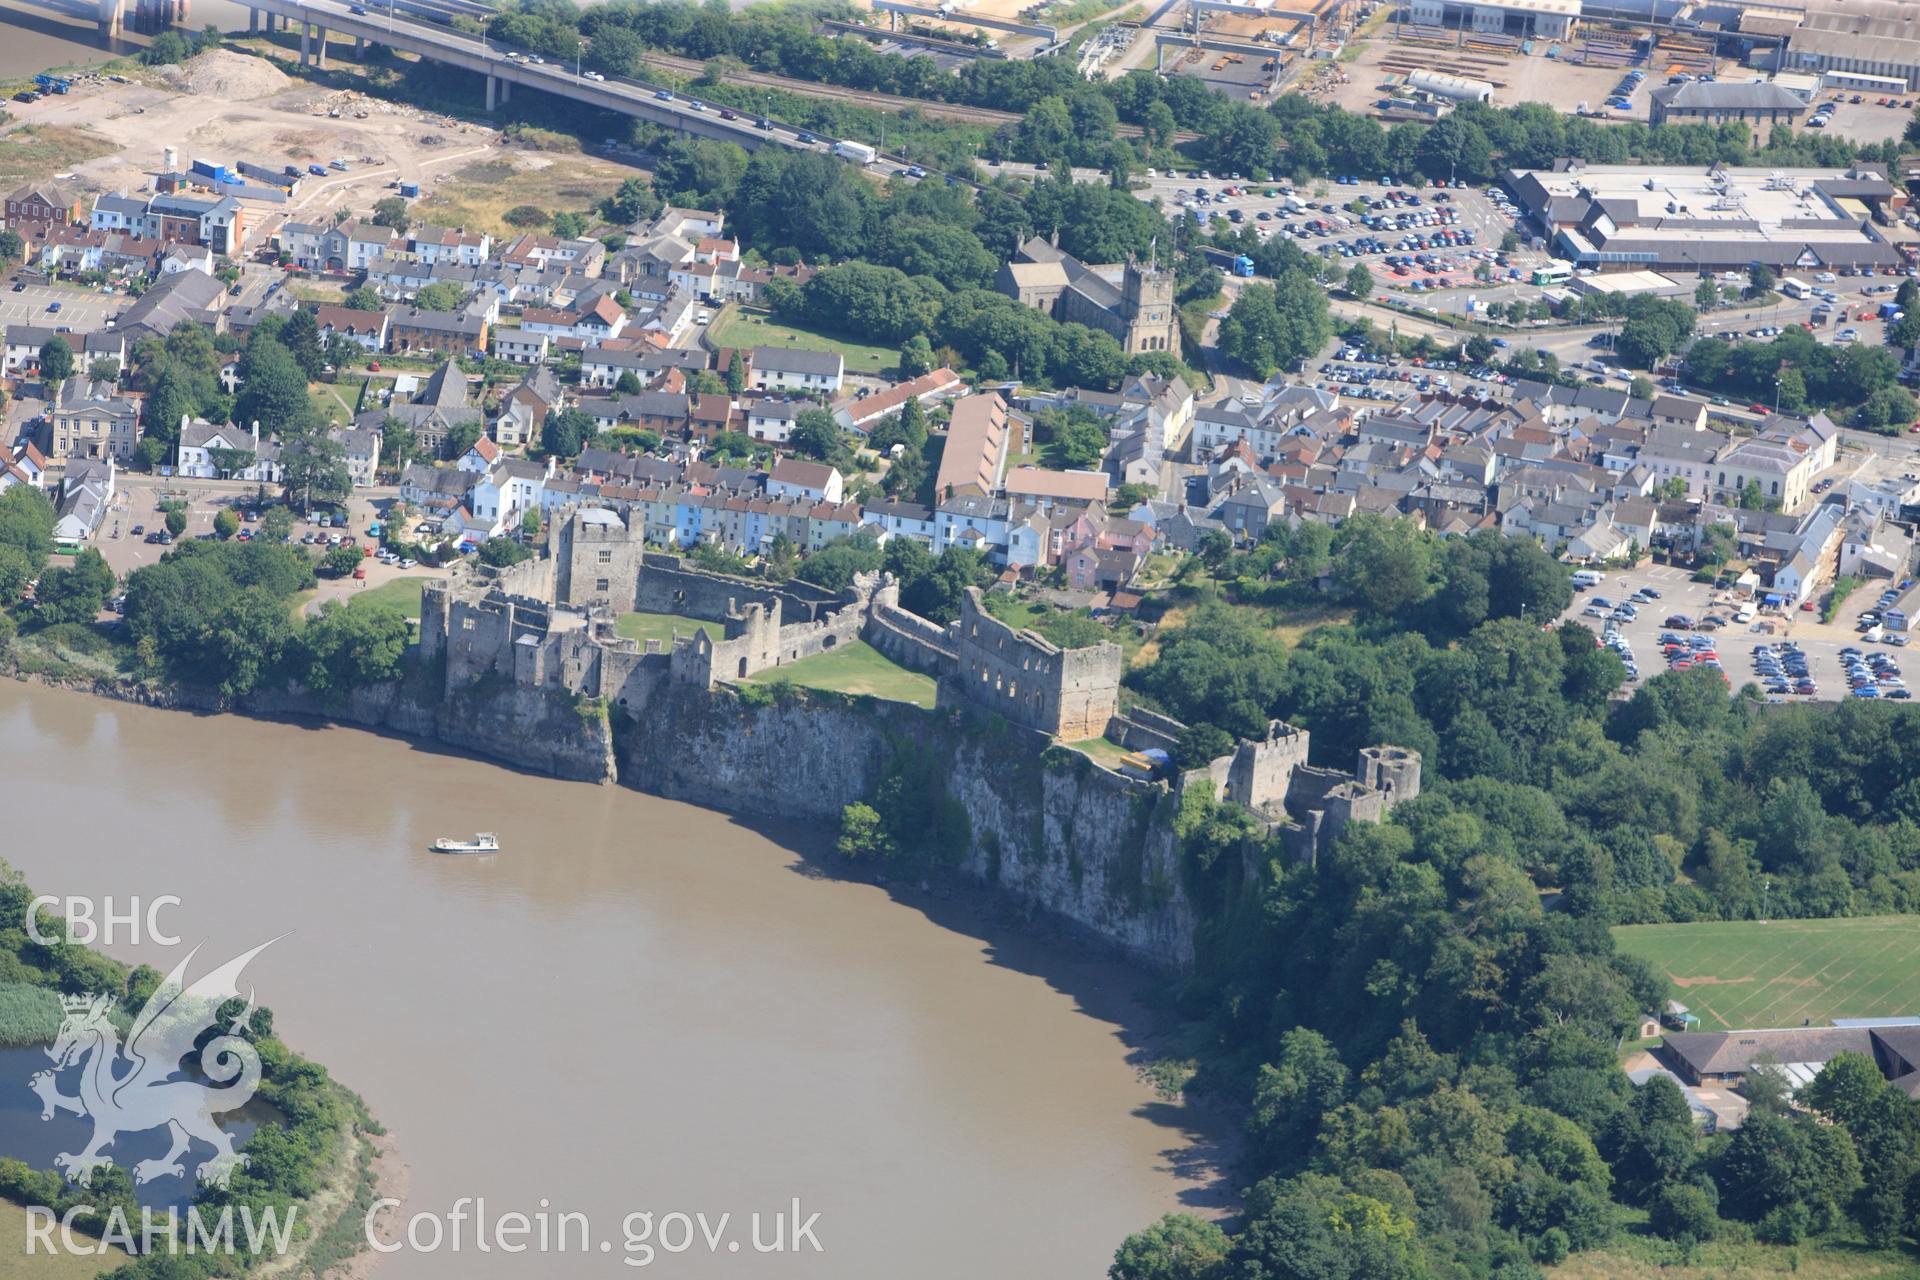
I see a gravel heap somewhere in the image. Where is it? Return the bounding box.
[160,49,292,99]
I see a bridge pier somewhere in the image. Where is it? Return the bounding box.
[354,35,364,57]
[485,73,496,111]
[299,20,309,64]
[499,78,511,103]
[315,24,328,68]
[96,0,123,41]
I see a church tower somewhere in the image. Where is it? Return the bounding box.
[1120,257,1179,357]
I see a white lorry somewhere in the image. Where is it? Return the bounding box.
[832,140,878,165]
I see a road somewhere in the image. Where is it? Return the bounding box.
[262,0,981,186]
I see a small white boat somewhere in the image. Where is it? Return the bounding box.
[430,833,500,855]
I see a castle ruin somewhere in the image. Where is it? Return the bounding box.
[419,511,1128,741]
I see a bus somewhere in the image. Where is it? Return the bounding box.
[1530,260,1574,286]
[1781,277,1814,299]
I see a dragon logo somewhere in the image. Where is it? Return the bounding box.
[28,940,278,1190]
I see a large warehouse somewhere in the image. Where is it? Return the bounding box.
[1506,162,1905,274]
[1407,0,1580,39]
[1759,0,1920,93]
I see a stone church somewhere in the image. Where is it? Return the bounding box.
[995,236,1181,358]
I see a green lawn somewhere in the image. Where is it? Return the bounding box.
[748,640,937,709]
[351,577,425,618]
[1065,735,1136,769]
[1613,916,1920,1031]
[615,611,723,646]
[0,1200,127,1279]
[706,307,897,376]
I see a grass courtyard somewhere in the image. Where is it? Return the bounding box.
[747,640,937,709]
[705,307,898,377]
[614,611,723,646]
[1612,916,1920,1031]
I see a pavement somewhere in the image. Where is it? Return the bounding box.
[1554,562,1909,704]
[0,282,129,334]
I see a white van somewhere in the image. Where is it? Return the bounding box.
[1735,601,1757,623]
[1572,570,1606,588]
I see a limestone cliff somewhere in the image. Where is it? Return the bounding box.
[614,684,1198,969]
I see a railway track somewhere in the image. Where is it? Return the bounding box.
[636,51,1199,143]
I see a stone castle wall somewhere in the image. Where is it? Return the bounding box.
[949,588,1121,741]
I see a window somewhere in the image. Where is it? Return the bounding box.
[595,578,610,592]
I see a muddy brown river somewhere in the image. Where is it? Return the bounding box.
[0,682,1219,1275]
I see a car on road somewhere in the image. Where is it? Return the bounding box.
[584,71,605,81]
[349,3,367,11]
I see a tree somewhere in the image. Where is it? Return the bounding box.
[214,508,240,540]
[1747,263,1776,299]
[1217,274,1333,378]
[789,409,842,462]
[343,286,383,312]
[586,24,644,77]
[39,336,75,385]
[371,196,411,235]
[1608,1074,1697,1203]
[0,229,22,264]
[1334,513,1434,617]
[299,601,411,696]
[540,407,595,460]
[1247,1029,1350,1164]
[1109,1214,1230,1280]
[262,506,293,543]
[413,281,466,313]
[32,548,113,624]
[1857,385,1918,434]
[164,507,188,539]
[898,334,935,379]
[280,421,352,513]
[1345,263,1373,298]
[725,350,746,395]
[0,485,57,572]
[1630,375,1656,401]
[478,537,530,567]
[321,544,363,577]
[1694,278,1719,312]
[1052,415,1108,470]
[445,419,485,461]
[0,544,32,603]
[605,176,660,226]
[836,802,894,860]
[235,336,315,432]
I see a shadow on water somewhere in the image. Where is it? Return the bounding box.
[740,810,1244,1215]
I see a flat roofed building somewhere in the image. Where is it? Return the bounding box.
[1506,162,1902,274]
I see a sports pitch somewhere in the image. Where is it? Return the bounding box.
[1613,916,1920,1032]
